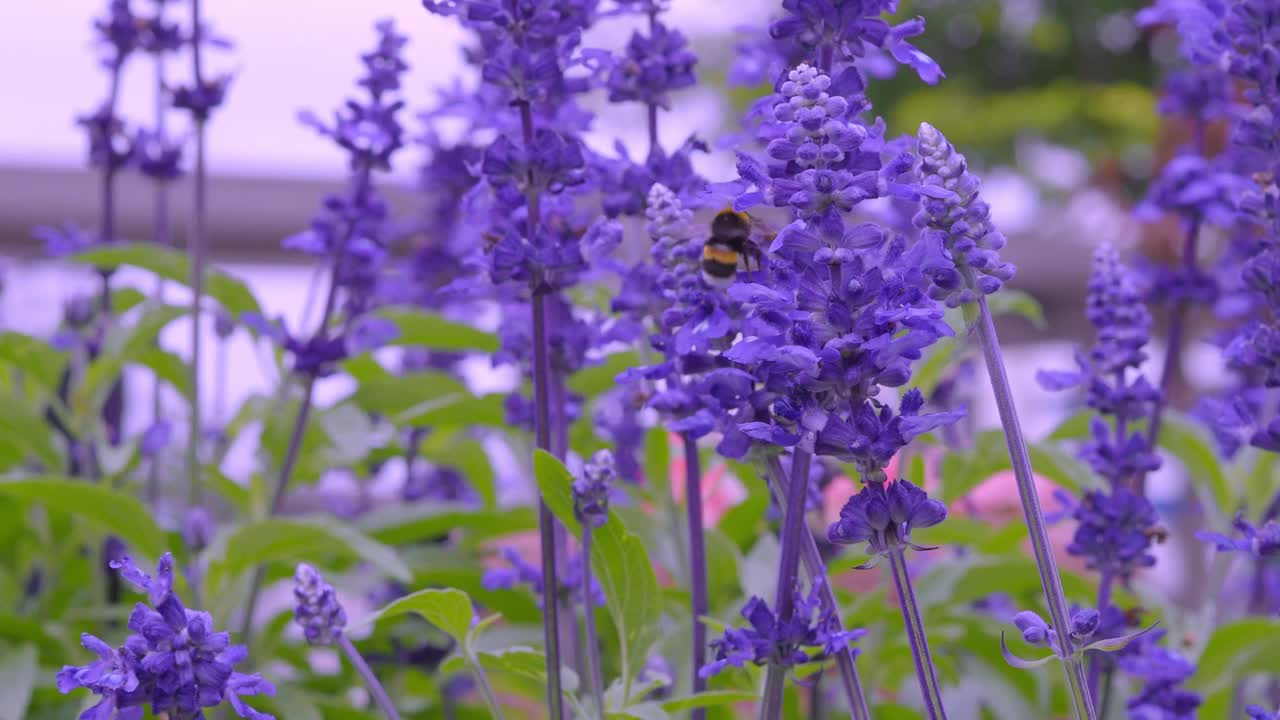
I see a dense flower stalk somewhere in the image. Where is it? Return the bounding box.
[57,554,274,719]
[237,20,408,645]
[293,565,401,720]
[1036,244,1198,710]
[916,123,1096,719]
[573,449,614,716]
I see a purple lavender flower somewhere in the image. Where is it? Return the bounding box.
[605,21,696,109]
[293,564,348,646]
[1122,645,1202,719]
[734,0,941,86]
[1067,488,1159,576]
[700,579,864,679]
[1038,244,1163,486]
[827,478,946,558]
[573,449,614,528]
[913,122,1016,307]
[1247,706,1279,720]
[57,553,275,719]
[1157,67,1232,120]
[182,506,214,553]
[482,547,604,608]
[139,420,172,458]
[1012,608,1102,656]
[1196,512,1280,558]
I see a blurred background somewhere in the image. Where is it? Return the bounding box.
[0,0,1220,587]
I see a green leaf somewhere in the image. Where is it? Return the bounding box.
[74,244,262,319]
[1157,412,1231,511]
[941,429,1093,504]
[985,289,1047,328]
[0,394,62,470]
[74,303,187,419]
[660,691,758,713]
[205,516,411,589]
[375,307,499,352]
[360,505,536,546]
[421,437,496,509]
[0,644,37,720]
[568,351,640,398]
[0,332,66,394]
[133,347,193,400]
[1189,618,1280,699]
[364,587,474,641]
[534,450,662,686]
[474,646,580,694]
[0,477,165,556]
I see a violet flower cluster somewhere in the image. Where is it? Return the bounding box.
[700,579,864,679]
[1037,243,1200,712]
[57,554,274,720]
[255,20,409,375]
[481,546,606,609]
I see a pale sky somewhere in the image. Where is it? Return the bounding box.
[0,0,755,178]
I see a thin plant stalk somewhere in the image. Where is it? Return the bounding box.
[550,370,580,676]
[1086,571,1114,704]
[760,447,814,720]
[683,433,709,719]
[531,290,566,720]
[469,655,507,720]
[764,456,871,720]
[337,635,402,720]
[580,526,606,718]
[146,35,172,507]
[1144,119,1206,488]
[236,170,366,645]
[888,549,947,720]
[965,297,1096,720]
[519,92,565,720]
[186,0,209,508]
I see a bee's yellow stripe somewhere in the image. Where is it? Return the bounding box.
[703,246,739,265]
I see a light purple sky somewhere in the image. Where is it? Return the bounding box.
[0,0,749,177]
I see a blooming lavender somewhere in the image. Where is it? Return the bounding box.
[700,579,864,679]
[916,121,1096,719]
[573,448,615,714]
[291,565,401,720]
[718,54,957,716]
[57,553,275,719]
[293,564,348,646]
[237,20,410,646]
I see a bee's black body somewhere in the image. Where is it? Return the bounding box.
[702,209,762,287]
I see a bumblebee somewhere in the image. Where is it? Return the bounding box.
[702,209,765,287]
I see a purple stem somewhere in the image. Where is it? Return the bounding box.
[967,296,1097,720]
[888,548,947,719]
[581,526,606,716]
[519,94,565,720]
[760,447,814,719]
[684,433,709,720]
[147,39,171,507]
[1143,118,1206,492]
[532,291,566,720]
[549,370,580,675]
[236,168,368,647]
[764,456,871,720]
[187,0,208,507]
[1086,571,1115,705]
[338,635,403,720]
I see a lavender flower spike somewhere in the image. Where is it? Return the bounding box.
[292,564,401,720]
[916,122,1096,720]
[829,479,949,719]
[57,553,275,719]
